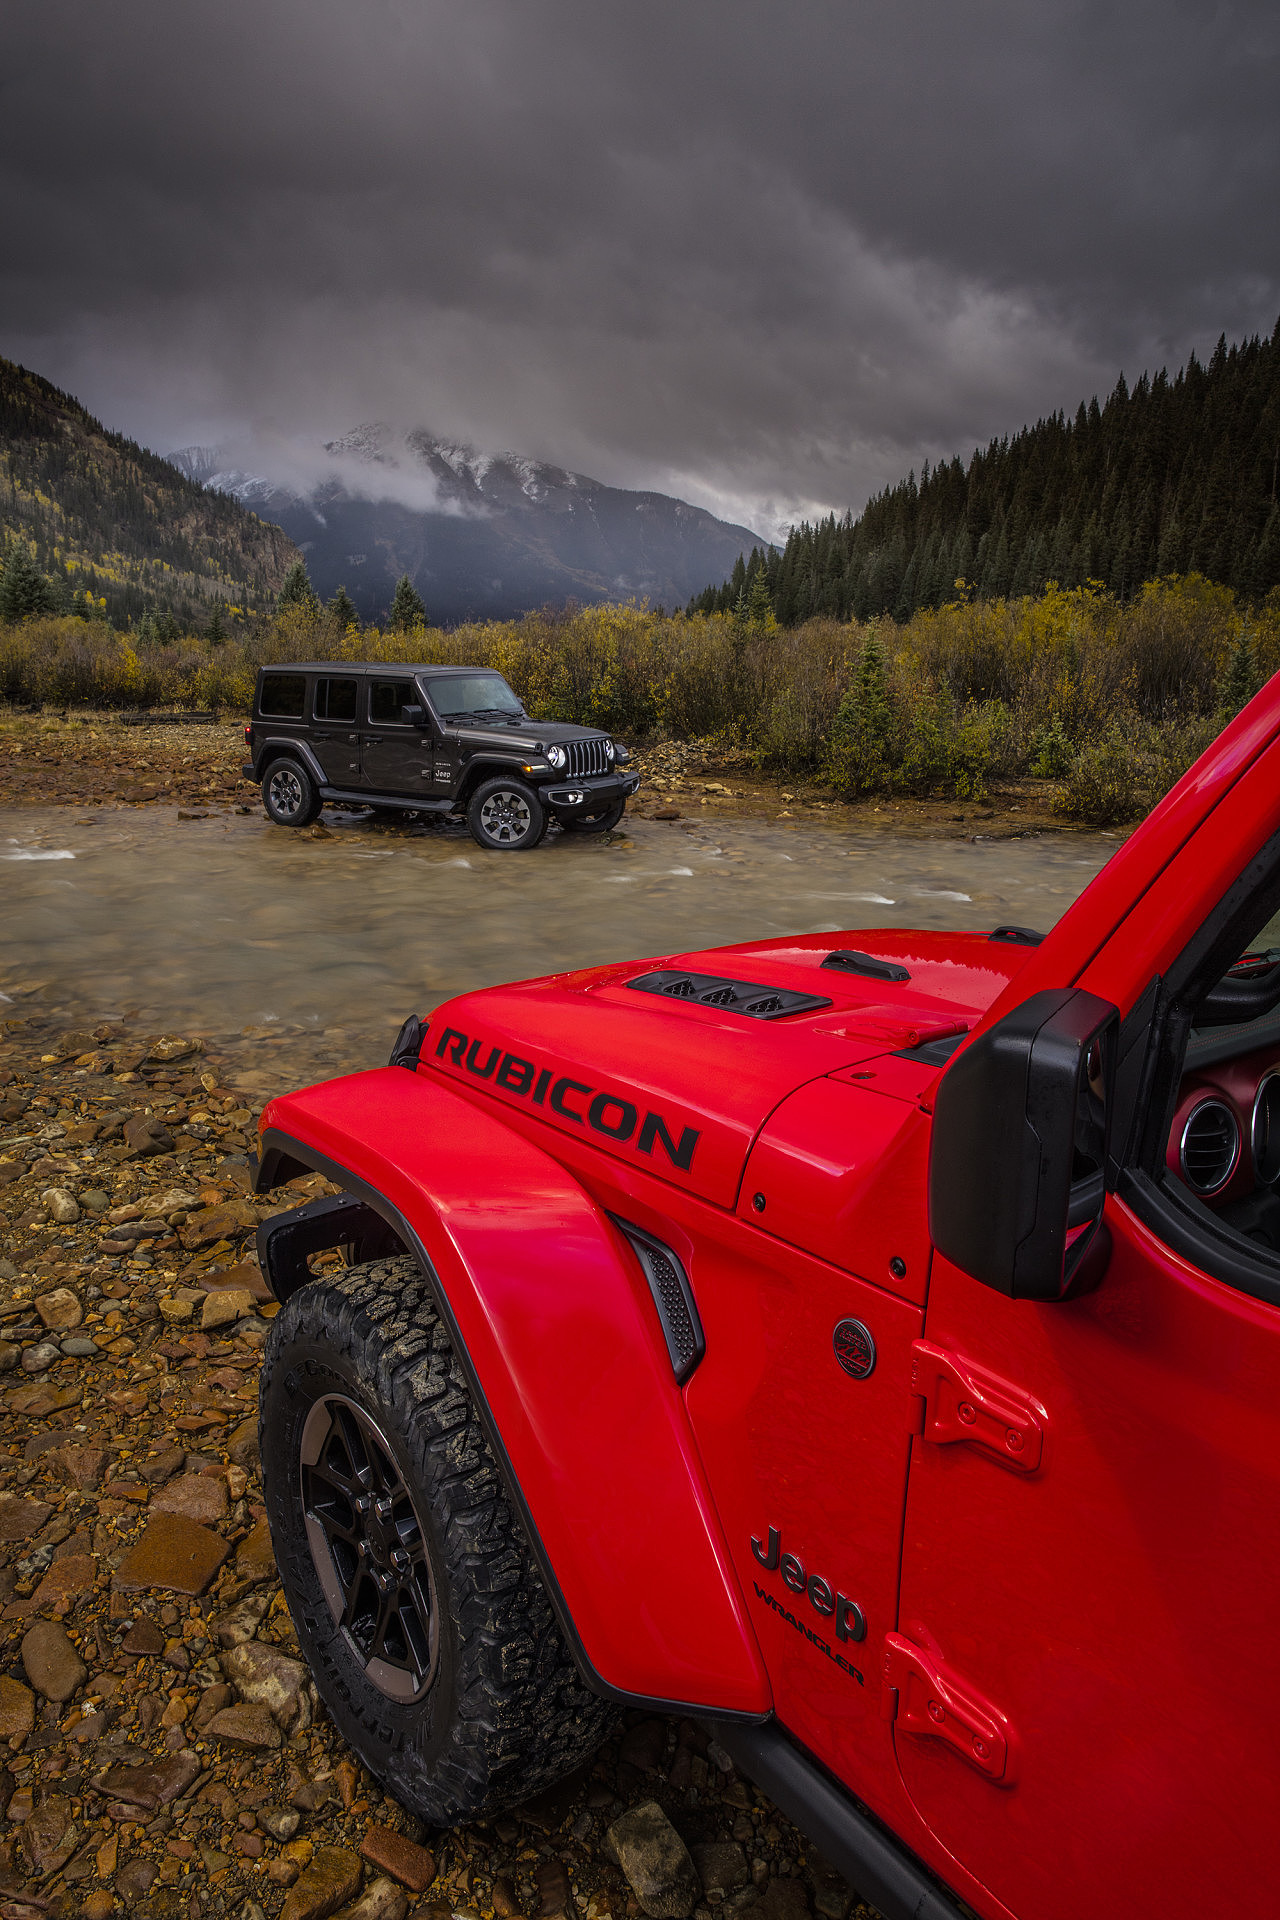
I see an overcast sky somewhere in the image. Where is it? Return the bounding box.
[3,0,1278,539]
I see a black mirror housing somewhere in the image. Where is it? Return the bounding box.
[929,988,1119,1301]
[402,704,429,728]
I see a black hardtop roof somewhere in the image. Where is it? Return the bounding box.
[258,661,492,677]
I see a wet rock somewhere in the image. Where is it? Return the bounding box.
[608,1804,700,1919]
[234,1518,277,1584]
[191,1681,235,1732]
[79,1188,110,1214]
[61,1335,101,1358]
[113,1511,232,1595]
[751,1882,810,1920]
[83,1891,114,1920]
[40,1187,81,1225]
[227,1418,261,1470]
[151,1473,229,1523]
[21,1619,88,1700]
[148,1035,202,1063]
[116,1858,160,1903]
[139,1445,186,1485]
[181,1198,258,1249]
[0,1676,35,1739]
[212,1589,271,1646]
[536,1858,573,1916]
[0,1340,19,1372]
[202,1287,255,1330]
[35,1285,82,1328]
[51,1442,107,1489]
[491,1876,522,1918]
[280,1846,363,1920]
[360,1824,437,1892]
[22,1339,62,1372]
[121,1614,166,1655]
[260,1804,302,1842]
[32,1550,96,1608]
[335,1879,409,1920]
[0,1495,53,1542]
[221,1639,311,1728]
[19,1793,77,1874]
[98,1750,200,1810]
[207,1701,282,1749]
[123,1113,176,1156]
[806,1861,854,1920]
[691,1845,749,1900]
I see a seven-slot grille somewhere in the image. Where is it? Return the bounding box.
[565,737,610,779]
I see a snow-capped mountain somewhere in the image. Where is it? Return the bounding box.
[168,426,763,623]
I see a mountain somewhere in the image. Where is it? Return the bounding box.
[693,323,1280,624]
[170,425,765,624]
[0,359,300,626]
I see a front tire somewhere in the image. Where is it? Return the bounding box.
[563,799,626,834]
[259,1257,615,1823]
[262,759,322,828]
[466,777,546,851]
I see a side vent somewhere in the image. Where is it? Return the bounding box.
[1178,1098,1240,1196]
[613,1217,705,1383]
[628,969,830,1020]
[822,950,911,982]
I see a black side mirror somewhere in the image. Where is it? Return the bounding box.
[402,704,429,728]
[929,988,1119,1301]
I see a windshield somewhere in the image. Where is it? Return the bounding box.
[426,672,524,721]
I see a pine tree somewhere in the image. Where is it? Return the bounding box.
[207,603,227,644]
[0,541,57,620]
[388,574,426,631]
[277,559,319,614]
[1220,624,1260,717]
[328,584,359,629]
[745,560,775,630]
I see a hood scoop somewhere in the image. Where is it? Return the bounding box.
[628,968,831,1021]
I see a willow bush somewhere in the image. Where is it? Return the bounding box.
[2,574,1277,824]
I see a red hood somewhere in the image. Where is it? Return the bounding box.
[418,929,1033,1207]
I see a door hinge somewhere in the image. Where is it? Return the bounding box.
[881,1632,1011,1781]
[908,1339,1045,1472]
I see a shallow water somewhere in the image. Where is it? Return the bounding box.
[1,805,1120,1087]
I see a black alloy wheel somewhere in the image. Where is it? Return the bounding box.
[564,798,626,834]
[299,1393,438,1701]
[262,758,322,827]
[467,777,546,851]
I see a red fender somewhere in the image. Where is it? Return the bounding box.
[257,1066,772,1717]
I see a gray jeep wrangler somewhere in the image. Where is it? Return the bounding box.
[243,662,638,851]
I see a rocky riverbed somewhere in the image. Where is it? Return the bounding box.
[0,1012,884,1920]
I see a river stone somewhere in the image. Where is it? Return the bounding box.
[181,1197,259,1248]
[691,1843,749,1898]
[207,1701,282,1749]
[21,1620,88,1701]
[151,1472,229,1523]
[221,1640,310,1727]
[607,1803,700,1918]
[122,1113,175,1157]
[121,1614,166,1655]
[113,1511,232,1595]
[40,1189,80,1225]
[22,1339,62,1372]
[19,1792,77,1874]
[51,1442,107,1489]
[359,1826,436,1893]
[32,1552,96,1609]
[79,1188,110,1214]
[235,1518,277,1583]
[116,1858,160,1903]
[36,1285,82,1328]
[201,1286,255,1329]
[0,1495,53,1541]
[61,1335,101,1358]
[99,1750,200,1810]
[148,1034,202,1063]
[337,1878,410,1920]
[281,1847,363,1920]
[0,1675,35,1739]
[0,1341,18,1372]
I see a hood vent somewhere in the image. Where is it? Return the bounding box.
[628,969,831,1021]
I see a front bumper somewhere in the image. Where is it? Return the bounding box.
[541,769,640,812]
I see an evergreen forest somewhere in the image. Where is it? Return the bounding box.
[0,357,300,628]
[692,324,1280,623]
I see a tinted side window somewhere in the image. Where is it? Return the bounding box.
[369,678,415,725]
[259,673,306,718]
[314,677,358,722]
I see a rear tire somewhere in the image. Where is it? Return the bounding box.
[258,1256,615,1823]
[564,799,626,834]
[262,759,322,828]
[467,777,546,851]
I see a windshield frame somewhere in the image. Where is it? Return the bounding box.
[421,671,526,724]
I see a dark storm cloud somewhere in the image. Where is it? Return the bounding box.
[3,0,1278,536]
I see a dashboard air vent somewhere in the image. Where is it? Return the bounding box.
[1179,1098,1240,1195]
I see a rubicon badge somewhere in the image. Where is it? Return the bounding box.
[833,1318,876,1378]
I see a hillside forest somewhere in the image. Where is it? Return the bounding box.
[693,324,1280,623]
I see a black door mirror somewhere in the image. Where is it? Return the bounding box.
[929,988,1118,1300]
[402,704,429,728]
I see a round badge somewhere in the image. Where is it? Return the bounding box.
[833,1318,876,1379]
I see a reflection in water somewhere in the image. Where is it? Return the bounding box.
[1,806,1118,1090]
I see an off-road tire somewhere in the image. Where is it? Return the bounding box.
[262,758,322,828]
[466,777,546,851]
[259,1256,615,1822]
[564,799,626,834]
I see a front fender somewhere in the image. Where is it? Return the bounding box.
[256,1067,771,1718]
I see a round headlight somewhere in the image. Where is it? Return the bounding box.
[546,744,566,770]
[605,739,616,761]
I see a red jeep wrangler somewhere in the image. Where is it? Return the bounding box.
[252,682,1280,1920]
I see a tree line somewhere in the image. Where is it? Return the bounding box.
[693,322,1280,623]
